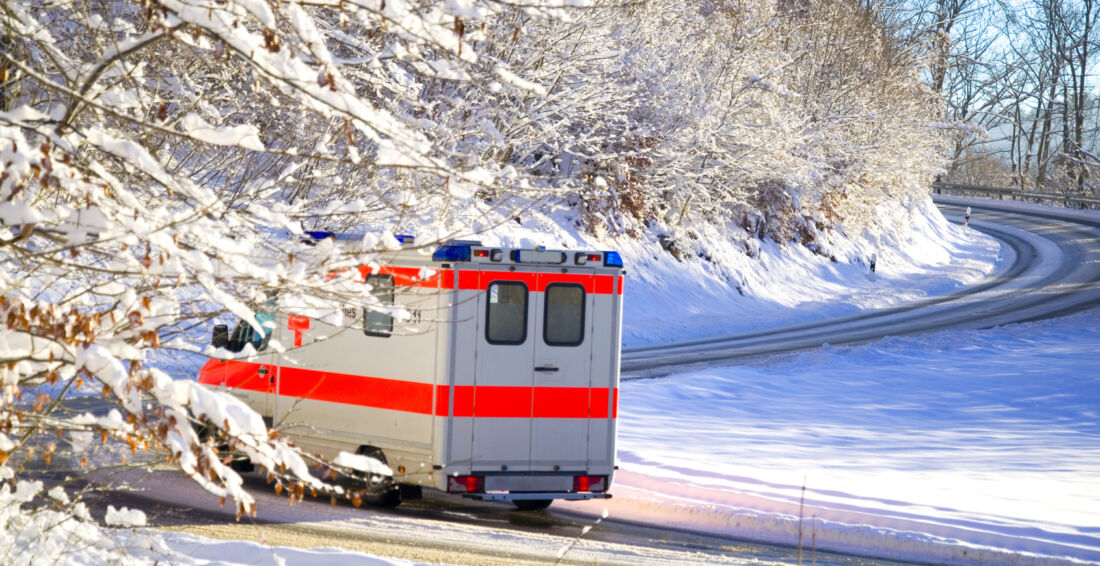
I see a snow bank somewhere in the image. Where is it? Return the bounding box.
[157,532,428,566]
[619,197,1002,345]
[0,481,426,565]
[0,481,170,565]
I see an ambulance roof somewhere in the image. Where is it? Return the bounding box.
[303,232,623,269]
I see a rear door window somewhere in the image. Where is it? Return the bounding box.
[544,283,585,346]
[486,281,528,345]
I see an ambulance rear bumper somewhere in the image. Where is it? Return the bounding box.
[468,492,612,502]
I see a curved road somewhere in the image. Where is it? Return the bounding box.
[85,197,1100,565]
[622,196,1100,377]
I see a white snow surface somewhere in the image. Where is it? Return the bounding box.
[586,310,1100,566]
[619,196,1001,345]
[104,505,147,528]
[564,200,1099,566]
[9,198,1097,566]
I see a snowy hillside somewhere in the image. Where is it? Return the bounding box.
[618,197,1000,344]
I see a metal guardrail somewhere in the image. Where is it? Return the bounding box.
[932,182,1100,208]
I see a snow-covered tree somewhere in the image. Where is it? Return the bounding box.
[536,0,949,252]
[2,0,957,554]
[0,0,586,539]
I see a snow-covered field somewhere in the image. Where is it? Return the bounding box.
[571,200,1099,566]
[596,309,1100,566]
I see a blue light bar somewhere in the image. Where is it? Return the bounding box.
[304,231,415,244]
[433,244,471,262]
[603,251,624,267]
[305,230,336,240]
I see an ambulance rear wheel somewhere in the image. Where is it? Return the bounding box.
[356,446,401,508]
[512,499,552,511]
[366,487,402,508]
[195,423,253,472]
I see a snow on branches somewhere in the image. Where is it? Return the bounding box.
[484,0,950,251]
[1,0,953,555]
[0,0,580,549]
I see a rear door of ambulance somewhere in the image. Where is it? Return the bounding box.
[468,265,595,473]
[529,272,595,472]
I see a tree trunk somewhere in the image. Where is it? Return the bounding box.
[0,34,14,112]
[1074,0,1094,192]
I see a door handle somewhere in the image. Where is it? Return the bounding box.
[534,366,559,372]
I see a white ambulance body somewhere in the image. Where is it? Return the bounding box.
[198,240,624,507]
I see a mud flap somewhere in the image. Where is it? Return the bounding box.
[399,484,423,500]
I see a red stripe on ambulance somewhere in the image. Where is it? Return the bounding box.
[200,360,617,419]
[456,270,619,294]
[200,242,623,502]
[280,366,435,415]
[358,265,455,288]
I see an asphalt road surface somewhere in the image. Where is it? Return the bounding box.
[622,196,1100,377]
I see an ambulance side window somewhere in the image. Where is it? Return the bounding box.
[544,284,585,347]
[364,274,395,337]
[486,281,528,345]
[226,311,275,353]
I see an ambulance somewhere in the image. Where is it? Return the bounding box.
[197,238,624,510]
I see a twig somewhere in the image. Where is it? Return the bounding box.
[798,476,806,565]
[554,508,609,565]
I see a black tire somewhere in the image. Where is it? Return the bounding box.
[512,499,552,511]
[356,446,401,508]
[229,458,255,473]
[366,488,402,508]
[196,422,254,472]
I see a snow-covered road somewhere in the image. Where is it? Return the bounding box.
[622,197,1100,375]
[99,467,887,566]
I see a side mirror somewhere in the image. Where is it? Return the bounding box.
[212,324,229,349]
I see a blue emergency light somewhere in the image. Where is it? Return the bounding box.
[432,243,472,262]
[304,231,415,243]
[603,251,624,267]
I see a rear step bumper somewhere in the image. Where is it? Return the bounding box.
[468,492,612,502]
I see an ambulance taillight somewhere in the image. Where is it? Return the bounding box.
[447,475,485,494]
[573,475,607,492]
[574,253,601,265]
